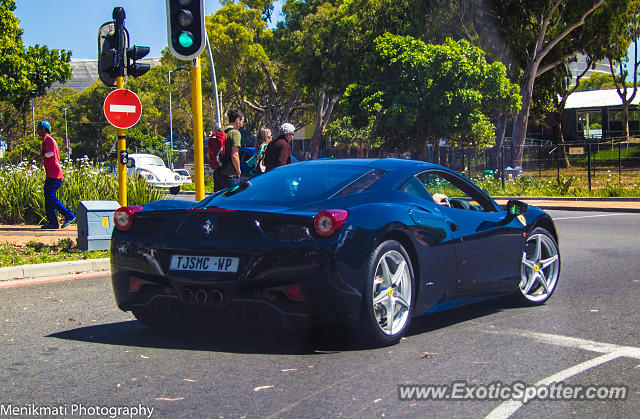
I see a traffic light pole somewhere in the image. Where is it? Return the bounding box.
[191,57,205,201]
[116,76,127,206]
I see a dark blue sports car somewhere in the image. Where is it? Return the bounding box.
[111,159,560,346]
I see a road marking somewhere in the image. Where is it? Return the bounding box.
[109,104,136,113]
[485,351,625,419]
[488,328,640,358]
[483,328,640,418]
[553,213,629,220]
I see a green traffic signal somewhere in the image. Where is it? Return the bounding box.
[178,32,194,48]
[166,0,205,60]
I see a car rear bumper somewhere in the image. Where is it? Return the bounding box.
[110,239,364,328]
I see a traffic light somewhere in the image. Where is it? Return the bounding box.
[166,0,206,60]
[98,22,129,87]
[127,45,150,78]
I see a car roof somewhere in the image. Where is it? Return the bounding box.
[298,158,438,171]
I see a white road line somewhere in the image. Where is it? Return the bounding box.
[487,328,640,358]
[485,351,625,419]
[482,328,640,418]
[553,213,628,220]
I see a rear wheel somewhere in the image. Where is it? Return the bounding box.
[169,186,180,195]
[512,227,560,306]
[358,240,414,346]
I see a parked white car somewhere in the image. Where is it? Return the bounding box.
[173,168,192,185]
[126,153,182,195]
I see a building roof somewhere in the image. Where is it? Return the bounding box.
[564,88,640,109]
[51,58,162,91]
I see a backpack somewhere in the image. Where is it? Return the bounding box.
[207,128,231,170]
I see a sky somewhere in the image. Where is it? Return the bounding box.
[14,0,283,60]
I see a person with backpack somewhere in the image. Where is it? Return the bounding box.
[210,110,244,192]
[264,122,295,172]
[246,127,272,176]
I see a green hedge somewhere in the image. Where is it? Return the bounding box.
[0,161,164,225]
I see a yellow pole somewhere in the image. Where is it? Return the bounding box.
[116,76,127,206]
[191,56,205,201]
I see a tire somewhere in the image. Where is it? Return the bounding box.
[169,186,180,195]
[358,240,415,346]
[512,227,561,306]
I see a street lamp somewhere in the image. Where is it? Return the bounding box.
[63,107,69,158]
[168,64,186,169]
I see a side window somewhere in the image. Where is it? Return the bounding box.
[399,176,431,200]
[416,171,496,212]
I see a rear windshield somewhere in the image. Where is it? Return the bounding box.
[201,164,375,206]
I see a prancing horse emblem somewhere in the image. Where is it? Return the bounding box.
[202,219,214,236]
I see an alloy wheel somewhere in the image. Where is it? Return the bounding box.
[372,250,412,335]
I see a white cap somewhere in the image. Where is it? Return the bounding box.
[280,122,295,135]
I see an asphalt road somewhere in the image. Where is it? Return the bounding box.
[1,210,638,418]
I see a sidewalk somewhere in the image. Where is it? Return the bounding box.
[1,197,639,282]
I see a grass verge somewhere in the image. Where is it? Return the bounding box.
[0,239,109,268]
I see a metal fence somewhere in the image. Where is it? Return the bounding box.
[439,138,640,191]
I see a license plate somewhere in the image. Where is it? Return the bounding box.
[169,255,239,273]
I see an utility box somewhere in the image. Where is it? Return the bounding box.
[77,200,121,251]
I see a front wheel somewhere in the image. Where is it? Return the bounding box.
[169,186,180,195]
[512,227,561,306]
[358,240,415,346]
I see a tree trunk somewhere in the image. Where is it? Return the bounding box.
[622,103,630,141]
[553,111,570,168]
[511,70,536,168]
[489,113,509,171]
[310,88,340,159]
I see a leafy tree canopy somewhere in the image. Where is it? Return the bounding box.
[341,35,521,154]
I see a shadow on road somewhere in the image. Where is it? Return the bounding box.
[48,298,514,354]
[48,321,318,355]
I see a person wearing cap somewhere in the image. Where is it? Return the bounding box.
[35,120,75,229]
[263,122,295,171]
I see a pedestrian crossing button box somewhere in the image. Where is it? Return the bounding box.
[77,200,121,250]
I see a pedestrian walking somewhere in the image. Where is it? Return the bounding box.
[264,122,295,171]
[35,120,75,229]
[213,110,244,192]
[247,127,272,176]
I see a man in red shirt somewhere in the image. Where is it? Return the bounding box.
[35,121,75,229]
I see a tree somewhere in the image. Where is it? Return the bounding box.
[341,35,520,162]
[491,0,620,167]
[0,0,72,144]
[576,72,617,91]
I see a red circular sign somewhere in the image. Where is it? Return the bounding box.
[103,89,142,129]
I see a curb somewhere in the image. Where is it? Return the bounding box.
[0,258,110,282]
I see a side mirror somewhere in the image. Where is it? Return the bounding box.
[506,199,528,217]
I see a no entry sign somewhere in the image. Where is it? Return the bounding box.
[103,89,142,129]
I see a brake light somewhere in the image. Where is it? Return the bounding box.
[313,209,348,237]
[114,206,143,231]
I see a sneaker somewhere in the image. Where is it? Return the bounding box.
[61,217,76,228]
[40,224,59,229]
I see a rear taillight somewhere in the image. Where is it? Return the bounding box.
[114,206,143,231]
[313,209,348,237]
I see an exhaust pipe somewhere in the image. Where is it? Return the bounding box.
[181,288,193,303]
[195,289,208,304]
[209,289,224,304]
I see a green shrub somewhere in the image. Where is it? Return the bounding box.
[0,160,165,224]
